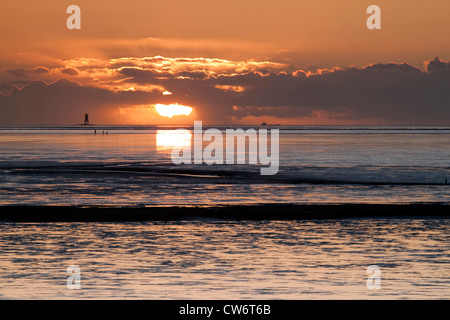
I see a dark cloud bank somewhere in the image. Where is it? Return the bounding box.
[1,57,449,124]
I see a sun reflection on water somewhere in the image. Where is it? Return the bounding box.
[156,129,192,151]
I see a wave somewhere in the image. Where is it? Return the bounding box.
[3,162,450,186]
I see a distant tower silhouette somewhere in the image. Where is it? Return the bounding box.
[84,114,89,125]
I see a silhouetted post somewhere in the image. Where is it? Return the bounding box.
[84,114,89,125]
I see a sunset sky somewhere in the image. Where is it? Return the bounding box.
[0,0,449,125]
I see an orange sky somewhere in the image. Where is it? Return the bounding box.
[0,1,449,125]
[1,1,449,67]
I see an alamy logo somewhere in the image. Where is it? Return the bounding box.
[366,5,381,30]
[66,265,81,289]
[66,5,81,30]
[366,265,381,290]
[170,121,279,175]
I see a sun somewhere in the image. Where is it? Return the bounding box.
[155,103,192,118]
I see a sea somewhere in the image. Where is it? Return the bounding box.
[0,125,449,299]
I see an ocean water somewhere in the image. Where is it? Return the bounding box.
[0,219,449,299]
[0,125,449,299]
[0,125,449,206]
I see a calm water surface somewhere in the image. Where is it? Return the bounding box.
[1,126,449,299]
[0,219,449,299]
[0,126,449,206]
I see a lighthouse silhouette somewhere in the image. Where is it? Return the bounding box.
[84,114,89,125]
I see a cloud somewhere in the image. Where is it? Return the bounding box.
[60,67,79,76]
[0,78,170,124]
[6,68,27,78]
[0,83,13,95]
[31,67,50,74]
[1,56,450,125]
[224,61,450,122]
[5,67,50,78]
[426,57,450,73]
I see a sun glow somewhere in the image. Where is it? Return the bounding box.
[155,103,192,118]
[156,130,192,151]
